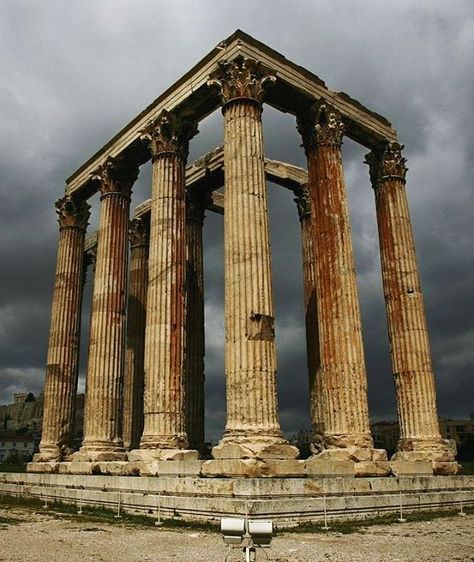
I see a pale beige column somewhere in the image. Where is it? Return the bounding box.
[208,56,298,459]
[34,196,90,462]
[130,110,198,461]
[293,185,324,449]
[77,157,138,462]
[365,143,456,472]
[123,217,149,451]
[297,101,377,456]
[185,191,206,453]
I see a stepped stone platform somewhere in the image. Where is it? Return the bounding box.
[2,472,473,525]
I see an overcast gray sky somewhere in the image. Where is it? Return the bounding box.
[0,0,473,441]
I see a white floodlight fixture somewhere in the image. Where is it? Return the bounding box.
[248,520,273,547]
[221,517,246,545]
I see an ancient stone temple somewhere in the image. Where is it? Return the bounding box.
[30,30,457,478]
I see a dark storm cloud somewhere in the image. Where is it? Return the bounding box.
[1,1,473,444]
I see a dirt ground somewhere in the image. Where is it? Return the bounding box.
[0,506,473,562]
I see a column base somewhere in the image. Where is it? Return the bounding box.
[72,444,127,463]
[128,448,199,462]
[306,446,390,477]
[391,447,458,476]
[212,437,299,460]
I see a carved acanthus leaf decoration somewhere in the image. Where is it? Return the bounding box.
[297,100,345,151]
[140,110,198,161]
[293,184,311,220]
[129,217,149,248]
[92,156,139,196]
[208,55,276,104]
[55,195,90,230]
[364,142,408,186]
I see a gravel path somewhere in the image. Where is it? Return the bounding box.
[0,507,473,562]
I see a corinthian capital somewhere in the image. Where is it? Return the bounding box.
[297,100,345,151]
[92,156,139,197]
[208,55,276,105]
[364,142,408,187]
[293,184,311,221]
[141,110,198,161]
[55,195,90,230]
[129,217,149,248]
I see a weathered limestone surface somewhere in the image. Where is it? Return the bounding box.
[185,191,206,453]
[35,196,90,462]
[365,143,456,475]
[208,57,298,461]
[297,102,383,468]
[294,184,323,447]
[76,158,138,462]
[130,110,198,461]
[123,218,149,451]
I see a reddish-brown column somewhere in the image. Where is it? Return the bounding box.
[34,196,90,463]
[365,143,456,472]
[293,185,324,449]
[77,157,138,462]
[208,56,298,459]
[130,110,199,461]
[123,218,149,451]
[185,191,206,453]
[297,101,375,454]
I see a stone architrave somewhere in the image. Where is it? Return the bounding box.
[123,218,149,451]
[297,102,384,465]
[130,110,199,461]
[185,190,207,453]
[293,185,324,449]
[35,196,90,462]
[76,157,138,462]
[365,143,456,473]
[208,56,298,460]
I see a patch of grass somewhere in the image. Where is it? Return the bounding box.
[0,463,28,473]
[290,506,474,534]
[0,514,20,529]
[0,493,218,532]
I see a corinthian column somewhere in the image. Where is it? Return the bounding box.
[293,185,324,449]
[208,56,298,459]
[34,196,90,463]
[365,143,456,473]
[77,157,138,462]
[297,102,382,463]
[185,190,206,453]
[130,110,199,461]
[123,218,149,451]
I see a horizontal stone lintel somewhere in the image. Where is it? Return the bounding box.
[65,30,397,198]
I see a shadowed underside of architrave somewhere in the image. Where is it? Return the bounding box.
[66,29,396,200]
[83,148,308,252]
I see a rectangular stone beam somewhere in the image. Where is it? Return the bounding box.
[84,152,307,250]
[66,30,395,199]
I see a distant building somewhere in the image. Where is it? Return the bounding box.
[0,434,35,462]
[371,421,400,455]
[439,417,474,446]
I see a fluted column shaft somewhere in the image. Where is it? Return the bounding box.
[37,196,90,461]
[80,159,138,460]
[294,186,323,444]
[185,198,206,451]
[123,218,149,451]
[138,111,198,454]
[221,98,284,440]
[366,143,449,455]
[298,103,372,449]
